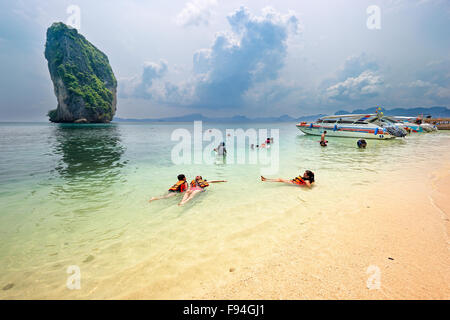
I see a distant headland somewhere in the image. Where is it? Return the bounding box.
[114,106,450,123]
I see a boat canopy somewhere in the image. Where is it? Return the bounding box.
[317,114,380,123]
[317,114,377,119]
[390,116,417,121]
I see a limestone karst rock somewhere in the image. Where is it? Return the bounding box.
[45,22,117,123]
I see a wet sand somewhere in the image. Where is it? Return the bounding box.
[2,125,448,300]
[188,162,450,300]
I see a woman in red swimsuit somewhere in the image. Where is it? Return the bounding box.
[261,170,315,188]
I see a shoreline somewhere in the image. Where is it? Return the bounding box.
[188,160,450,299]
[0,128,448,300]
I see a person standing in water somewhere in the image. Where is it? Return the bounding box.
[149,174,188,202]
[320,131,328,147]
[215,142,227,156]
[261,170,315,188]
[178,176,227,206]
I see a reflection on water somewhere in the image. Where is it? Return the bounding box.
[0,122,448,299]
[53,124,125,178]
[50,124,127,206]
[295,133,410,173]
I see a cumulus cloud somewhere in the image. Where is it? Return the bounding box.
[326,70,384,101]
[176,0,218,27]
[243,79,300,110]
[416,59,450,88]
[336,53,379,81]
[192,6,300,108]
[322,55,449,107]
[321,53,379,88]
[408,79,433,88]
[409,79,450,101]
[402,59,450,103]
[433,86,450,98]
[120,60,168,99]
[123,6,300,110]
[321,53,383,103]
[120,59,199,106]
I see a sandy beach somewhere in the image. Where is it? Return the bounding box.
[118,151,450,300]
[188,162,450,300]
[1,124,449,300]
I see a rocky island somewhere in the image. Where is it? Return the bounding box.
[45,22,117,123]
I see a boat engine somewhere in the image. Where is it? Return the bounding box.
[385,126,407,137]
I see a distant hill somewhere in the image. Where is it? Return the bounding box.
[335,106,450,117]
[114,114,299,123]
[113,107,449,123]
[296,114,327,122]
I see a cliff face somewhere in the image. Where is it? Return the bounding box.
[45,22,117,123]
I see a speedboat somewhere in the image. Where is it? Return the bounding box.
[296,114,407,139]
[389,116,437,133]
[380,116,415,134]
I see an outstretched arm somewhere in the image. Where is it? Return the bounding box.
[208,180,227,183]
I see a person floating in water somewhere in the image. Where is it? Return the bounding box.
[357,139,367,148]
[320,131,328,147]
[178,176,227,206]
[261,170,315,188]
[149,174,188,202]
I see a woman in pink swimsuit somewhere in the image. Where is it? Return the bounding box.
[179,176,227,206]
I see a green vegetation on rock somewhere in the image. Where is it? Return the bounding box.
[45,22,117,123]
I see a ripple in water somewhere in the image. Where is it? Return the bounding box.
[0,122,448,298]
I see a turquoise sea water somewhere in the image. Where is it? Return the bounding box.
[0,122,449,298]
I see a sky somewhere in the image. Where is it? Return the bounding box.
[0,0,449,121]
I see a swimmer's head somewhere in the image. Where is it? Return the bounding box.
[304,170,315,183]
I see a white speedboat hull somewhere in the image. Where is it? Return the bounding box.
[389,116,438,133]
[296,123,395,140]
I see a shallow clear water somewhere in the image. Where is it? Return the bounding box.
[0,122,449,298]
